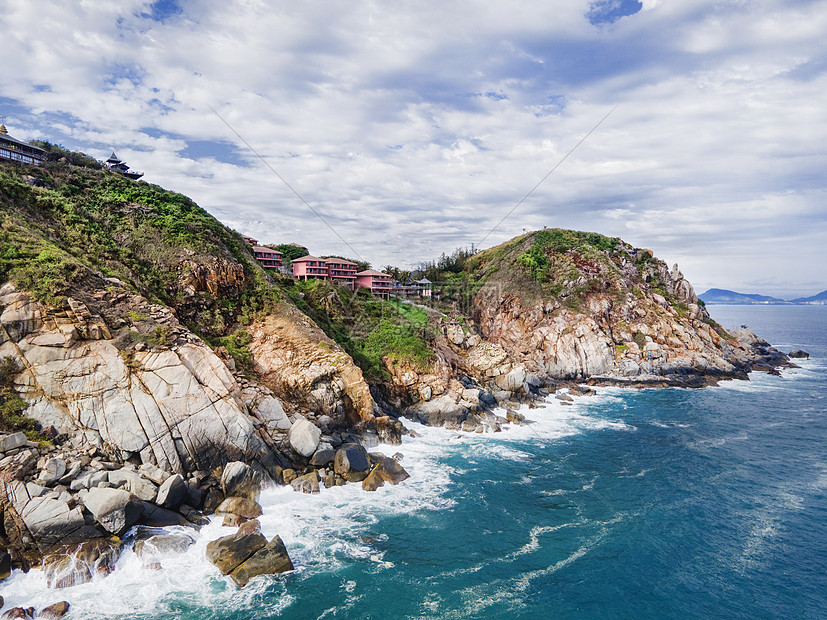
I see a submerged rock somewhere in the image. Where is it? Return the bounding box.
[789,349,810,359]
[42,537,123,589]
[290,471,320,494]
[132,528,196,558]
[39,601,70,619]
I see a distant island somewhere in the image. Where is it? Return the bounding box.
[699,288,827,305]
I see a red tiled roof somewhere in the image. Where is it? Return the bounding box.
[292,255,324,262]
[356,270,390,276]
[252,246,283,255]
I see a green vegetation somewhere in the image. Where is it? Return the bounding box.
[269,243,309,262]
[0,357,49,444]
[285,279,435,379]
[209,329,255,376]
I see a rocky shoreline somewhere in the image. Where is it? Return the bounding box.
[0,270,797,613]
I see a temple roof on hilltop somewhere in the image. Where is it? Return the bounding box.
[106,151,121,164]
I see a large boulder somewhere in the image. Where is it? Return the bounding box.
[108,469,158,502]
[42,538,123,589]
[205,531,267,575]
[214,497,263,520]
[220,461,260,499]
[18,495,90,551]
[0,432,28,453]
[333,444,370,482]
[155,474,187,509]
[36,458,67,486]
[83,488,143,535]
[139,501,191,528]
[288,418,321,457]
[362,456,410,492]
[309,445,336,467]
[230,535,293,587]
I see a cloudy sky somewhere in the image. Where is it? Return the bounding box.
[2,0,825,297]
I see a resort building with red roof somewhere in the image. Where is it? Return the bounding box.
[252,246,283,268]
[355,270,393,299]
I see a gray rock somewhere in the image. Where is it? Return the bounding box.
[221,461,260,499]
[789,349,810,359]
[83,487,143,535]
[133,529,196,558]
[155,474,187,509]
[288,418,321,457]
[333,444,370,482]
[19,496,88,550]
[139,463,171,485]
[57,460,83,485]
[70,470,108,491]
[108,469,158,501]
[309,447,336,467]
[139,501,191,528]
[230,535,293,587]
[38,458,67,486]
[0,432,27,453]
[42,538,122,589]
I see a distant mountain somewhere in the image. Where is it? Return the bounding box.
[790,290,827,304]
[699,288,787,304]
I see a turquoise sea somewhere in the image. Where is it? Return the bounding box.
[3,305,826,619]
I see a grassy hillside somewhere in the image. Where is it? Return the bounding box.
[0,155,433,381]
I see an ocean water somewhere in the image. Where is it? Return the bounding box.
[2,305,826,619]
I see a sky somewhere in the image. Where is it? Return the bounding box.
[1,0,826,298]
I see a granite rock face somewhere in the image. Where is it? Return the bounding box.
[0,284,276,475]
[247,313,377,425]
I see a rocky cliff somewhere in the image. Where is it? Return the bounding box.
[469,230,788,386]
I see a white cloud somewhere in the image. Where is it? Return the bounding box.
[0,0,825,297]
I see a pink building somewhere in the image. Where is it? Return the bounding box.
[355,270,393,298]
[252,246,283,268]
[325,258,358,288]
[291,256,329,281]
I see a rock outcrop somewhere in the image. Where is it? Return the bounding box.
[248,313,376,425]
[0,283,278,475]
